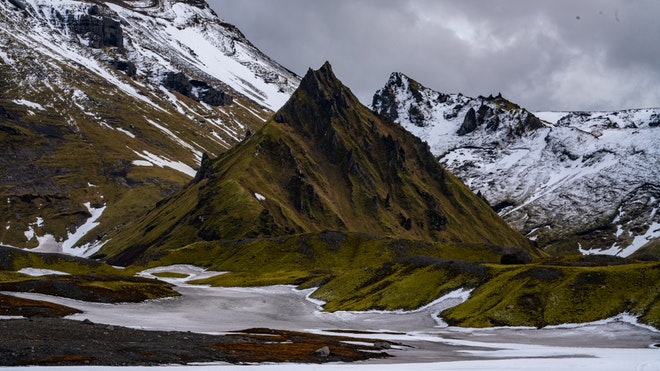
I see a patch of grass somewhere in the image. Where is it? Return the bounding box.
[0,271,180,303]
[190,270,325,287]
[142,237,660,329]
[0,246,126,276]
[151,272,189,279]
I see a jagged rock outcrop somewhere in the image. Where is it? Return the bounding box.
[650,113,660,127]
[163,73,231,106]
[67,7,124,48]
[457,107,477,135]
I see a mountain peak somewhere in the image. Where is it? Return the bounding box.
[303,61,336,85]
[274,62,362,138]
[294,61,356,108]
[101,62,534,264]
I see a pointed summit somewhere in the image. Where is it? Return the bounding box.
[293,61,357,107]
[274,61,362,138]
[299,61,345,97]
[101,63,534,265]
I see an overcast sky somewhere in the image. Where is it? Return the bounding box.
[208,0,660,112]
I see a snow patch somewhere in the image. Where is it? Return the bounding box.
[145,119,202,160]
[131,160,153,167]
[17,268,69,276]
[136,265,225,284]
[590,221,660,257]
[30,202,107,257]
[12,99,45,111]
[115,127,136,138]
[534,111,569,125]
[132,150,196,177]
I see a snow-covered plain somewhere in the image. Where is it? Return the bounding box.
[4,265,659,370]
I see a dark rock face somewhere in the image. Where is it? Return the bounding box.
[371,76,402,122]
[407,104,426,126]
[497,246,533,265]
[190,80,232,106]
[476,104,499,131]
[67,12,123,48]
[192,153,214,183]
[457,107,478,136]
[523,113,544,131]
[163,74,231,106]
[110,59,136,77]
[650,114,660,128]
[7,0,26,11]
[163,72,192,96]
[458,104,542,137]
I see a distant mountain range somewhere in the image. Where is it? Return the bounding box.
[372,72,660,258]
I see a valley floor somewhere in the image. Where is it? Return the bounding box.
[1,265,659,369]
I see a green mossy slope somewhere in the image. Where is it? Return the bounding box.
[442,261,660,329]
[102,62,535,265]
[133,235,659,328]
[0,43,266,250]
[138,232,497,311]
[0,246,179,303]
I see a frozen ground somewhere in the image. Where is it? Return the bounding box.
[3,265,659,370]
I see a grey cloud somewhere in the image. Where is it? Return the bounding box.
[208,0,660,111]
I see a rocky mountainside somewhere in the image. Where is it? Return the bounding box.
[99,62,534,265]
[0,0,300,254]
[372,73,660,257]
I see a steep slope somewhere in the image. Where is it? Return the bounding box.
[101,62,533,264]
[372,73,660,257]
[0,0,300,254]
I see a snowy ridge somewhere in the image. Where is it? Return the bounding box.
[0,0,299,170]
[0,0,301,252]
[1,0,298,112]
[372,72,660,255]
[103,0,298,111]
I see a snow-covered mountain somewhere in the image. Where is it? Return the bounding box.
[372,72,660,257]
[1,0,298,112]
[0,0,300,253]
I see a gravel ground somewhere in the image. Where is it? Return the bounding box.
[0,318,390,366]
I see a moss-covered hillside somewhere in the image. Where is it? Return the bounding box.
[126,234,659,329]
[0,246,178,303]
[100,62,535,264]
